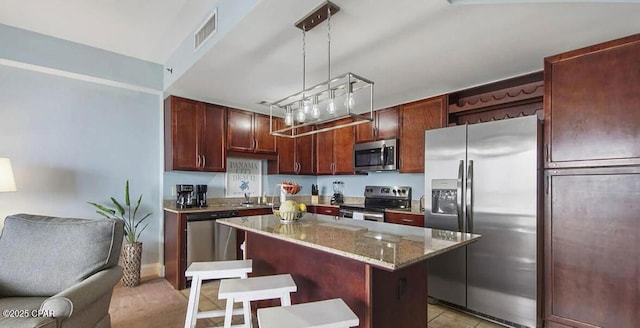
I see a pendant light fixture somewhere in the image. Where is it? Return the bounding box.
[269,1,374,138]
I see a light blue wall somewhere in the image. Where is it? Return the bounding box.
[164,166,425,202]
[163,159,317,200]
[0,25,163,265]
[0,23,163,90]
[317,172,425,200]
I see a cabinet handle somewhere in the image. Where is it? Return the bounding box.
[196,155,201,167]
[254,139,259,150]
[201,155,206,168]
[401,218,414,223]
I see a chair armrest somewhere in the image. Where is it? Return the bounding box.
[40,266,123,319]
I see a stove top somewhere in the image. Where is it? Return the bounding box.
[340,185,412,212]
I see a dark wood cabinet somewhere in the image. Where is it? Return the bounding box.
[544,168,640,328]
[315,118,355,175]
[544,34,640,168]
[227,108,276,154]
[543,34,640,328]
[164,96,226,172]
[385,211,424,227]
[355,107,399,143]
[269,119,315,175]
[307,205,339,216]
[399,96,447,173]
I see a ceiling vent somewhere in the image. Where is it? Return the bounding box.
[194,9,217,51]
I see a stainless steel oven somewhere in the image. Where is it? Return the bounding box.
[353,139,398,172]
[339,185,412,222]
[339,206,384,222]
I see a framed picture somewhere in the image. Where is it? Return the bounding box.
[225,158,262,198]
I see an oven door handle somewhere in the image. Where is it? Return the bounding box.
[363,212,384,222]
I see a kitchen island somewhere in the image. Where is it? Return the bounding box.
[218,214,480,328]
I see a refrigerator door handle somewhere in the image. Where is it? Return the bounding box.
[456,160,464,232]
[466,160,474,234]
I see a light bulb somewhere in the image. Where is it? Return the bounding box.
[284,111,293,126]
[344,92,355,111]
[311,104,320,118]
[327,99,336,114]
[296,110,306,122]
[302,100,311,113]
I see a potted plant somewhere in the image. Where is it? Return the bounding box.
[89,180,151,287]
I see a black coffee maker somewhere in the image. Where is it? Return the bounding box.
[176,184,194,208]
[195,184,208,208]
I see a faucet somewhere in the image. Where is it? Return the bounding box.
[243,193,251,204]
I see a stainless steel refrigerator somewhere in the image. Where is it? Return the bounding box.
[424,115,541,328]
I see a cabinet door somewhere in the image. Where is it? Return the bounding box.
[333,119,355,174]
[375,107,399,140]
[296,125,315,174]
[253,113,277,154]
[355,113,375,143]
[385,212,424,227]
[165,96,201,171]
[399,96,446,173]
[315,123,334,175]
[227,108,254,152]
[274,118,296,174]
[200,104,226,172]
[545,35,640,168]
[545,168,640,328]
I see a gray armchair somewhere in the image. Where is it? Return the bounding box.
[0,214,124,328]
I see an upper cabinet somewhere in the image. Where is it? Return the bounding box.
[268,119,315,175]
[227,108,277,154]
[399,96,447,173]
[355,107,399,143]
[164,96,226,172]
[316,118,356,175]
[544,34,640,168]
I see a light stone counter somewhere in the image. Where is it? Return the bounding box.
[218,214,480,271]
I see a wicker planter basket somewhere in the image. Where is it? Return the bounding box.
[122,242,142,287]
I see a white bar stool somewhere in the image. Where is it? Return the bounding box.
[257,298,359,328]
[184,260,253,328]
[218,273,297,328]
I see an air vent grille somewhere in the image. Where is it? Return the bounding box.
[194,9,217,50]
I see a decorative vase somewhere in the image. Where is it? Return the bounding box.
[122,241,142,287]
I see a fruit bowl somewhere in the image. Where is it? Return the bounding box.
[282,181,301,194]
[273,209,306,222]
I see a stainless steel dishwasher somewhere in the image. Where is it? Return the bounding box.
[186,211,238,269]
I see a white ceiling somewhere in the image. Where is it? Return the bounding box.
[1,0,639,114]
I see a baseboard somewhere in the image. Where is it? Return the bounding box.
[141,262,162,278]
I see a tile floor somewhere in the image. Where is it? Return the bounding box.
[181,280,505,328]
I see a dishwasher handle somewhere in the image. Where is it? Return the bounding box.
[186,211,238,222]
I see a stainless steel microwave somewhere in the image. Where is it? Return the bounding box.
[353,139,398,172]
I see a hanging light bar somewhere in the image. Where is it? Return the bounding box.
[268,1,374,138]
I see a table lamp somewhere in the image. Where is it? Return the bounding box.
[0,158,17,192]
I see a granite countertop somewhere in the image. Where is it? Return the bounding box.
[218,214,480,271]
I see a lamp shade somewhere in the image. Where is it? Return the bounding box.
[0,158,17,192]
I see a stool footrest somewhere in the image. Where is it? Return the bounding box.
[196,308,244,319]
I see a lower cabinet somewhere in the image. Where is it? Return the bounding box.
[307,205,339,216]
[385,211,424,227]
[544,167,640,328]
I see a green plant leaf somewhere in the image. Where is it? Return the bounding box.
[125,180,130,207]
[135,212,152,228]
[88,202,116,215]
[136,222,149,241]
[95,210,111,218]
[133,194,142,221]
[111,197,125,216]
